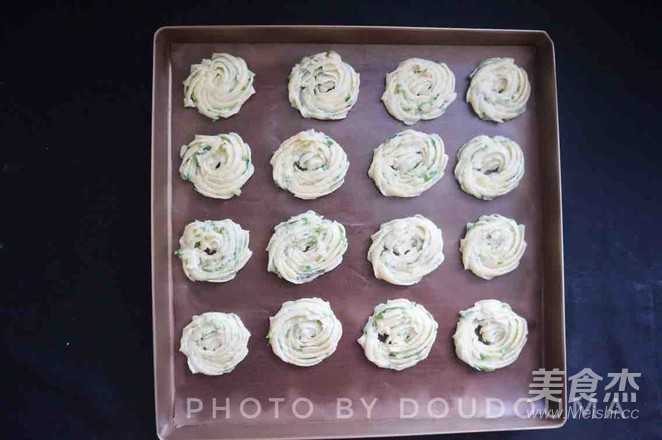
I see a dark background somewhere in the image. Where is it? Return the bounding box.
[1,1,660,439]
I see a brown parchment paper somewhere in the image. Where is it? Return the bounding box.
[167,41,546,430]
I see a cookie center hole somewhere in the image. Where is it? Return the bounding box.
[318,80,335,93]
[199,332,221,351]
[475,326,490,345]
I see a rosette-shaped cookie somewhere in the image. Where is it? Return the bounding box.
[453,299,528,371]
[358,299,438,371]
[454,135,524,200]
[271,129,349,199]
[179,312,251,375]
[460,214,526,280]
[367,215,444,286]
[466,57,530,123]
[368,130,448,197]
[268,298,343,367]
[266,211,348,284]
[176,219,252,283]
[288,51,360,120]
[381,58,457,125]
[179,133,254,199]
[183,53,255,120]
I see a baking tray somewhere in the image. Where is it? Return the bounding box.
[152,26,565,439]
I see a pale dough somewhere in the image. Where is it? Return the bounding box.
[176,219,252,283]
[466,57,530,123]
[367,215,444,286]
[268,298,342,367]
[381,58,457,125]
[358,299,438,371]
[369,130,448,197]
[183,53,255,120]
[453,299,528,371]
[460,214,526,280]
[454,135,524,200]
[266,211,348,284]
[271,129,349,199]
[288,51,360,120]
[179,133,254,200]
[179,312,251,375]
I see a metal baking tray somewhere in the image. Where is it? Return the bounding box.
[152,25,565,439]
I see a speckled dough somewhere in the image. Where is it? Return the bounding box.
[367,215,444,286]
[271,129,349,200]
[183,53,255,120]
[460,214,526,280]
[381,58,457,125]
[176,219,252,283]
[288,51,360,120]
[179,312,251,375]
[268,298,342,367]
[454,135,524,200]
[179,133,254,199]
[466,57,530,123]
[267,211,348,284]
[369,130,448,197]
[358,299,438,371]
[453,299,528,371]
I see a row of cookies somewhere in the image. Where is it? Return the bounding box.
[180,130,524,201]
[180,297,528,375]
[183,52,530,124]
[175,211,526,284]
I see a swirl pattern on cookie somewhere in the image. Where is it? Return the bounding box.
[358,299,437,371]
[466,57,530,123]
[460,214,526,280]
[267,211,348,284]
[268,298,342,367]
[271,129,349,199]
[453,299,528,371]
[367,215,444,286]
[369,130,448,197]
[454,135,524,200]
[179,312,251,375]
[179,133,254,199]
[288,51,360,120]
[381,58,457,125]
[176,219,252,283]
[183,53,255,120]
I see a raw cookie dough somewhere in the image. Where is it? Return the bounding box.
[179,312,251,375]
[367,215,444,286]
[381,58,457,125]
[466,57,531,123]
[183,53,256,120]
[369,130,448,197]
[460,214,526,280]
[358,299,438,371]
[179,133,254,199]
[268,298,343,367]
[176,219,252,283]
[453,299,528,371]
[288,51,360,120]
[271,129,349,199]
[267,211,348,284]
[454,135,524,200]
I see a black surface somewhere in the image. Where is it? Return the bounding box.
[1,1,660,439]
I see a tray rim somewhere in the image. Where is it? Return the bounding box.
[151,25,566,440]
